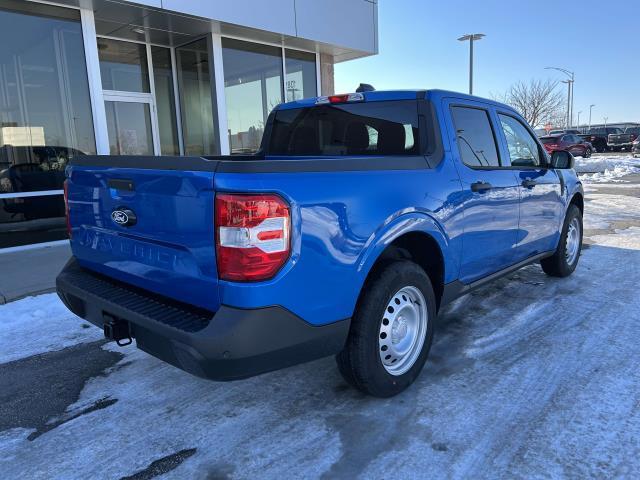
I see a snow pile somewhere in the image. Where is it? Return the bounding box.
[575,155,640,183]
[0,293,101,363]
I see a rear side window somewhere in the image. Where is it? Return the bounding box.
[451,106,500,167]
[267,101,420,156]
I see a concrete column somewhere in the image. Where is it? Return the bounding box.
[319,53,335,96]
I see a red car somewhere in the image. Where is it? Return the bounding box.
[540,134,593,158]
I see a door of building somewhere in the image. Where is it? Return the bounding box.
[102,92,160,155]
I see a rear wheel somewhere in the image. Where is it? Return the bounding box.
[541,204,583,277]
[336,261,435,397]
[584,147,592,158]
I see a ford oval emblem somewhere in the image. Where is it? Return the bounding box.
[111,208,137,227]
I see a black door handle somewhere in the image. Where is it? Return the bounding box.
[522,179,537,188]
[470,181,492,192]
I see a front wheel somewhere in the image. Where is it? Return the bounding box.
[541,204,583,277]
[336,261,435,397]
[584,148,592,158]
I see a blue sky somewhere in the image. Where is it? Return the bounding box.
[335,0,640,124]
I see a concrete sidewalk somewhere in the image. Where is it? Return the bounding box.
[0,243,70,304]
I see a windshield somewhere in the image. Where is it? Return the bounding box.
[267,100,421,156]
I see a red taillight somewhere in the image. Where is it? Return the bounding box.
[63,179,71,239]
[215,193,290,282]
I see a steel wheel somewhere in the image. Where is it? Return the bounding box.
[565,217,581,265]
[378,285,428,376]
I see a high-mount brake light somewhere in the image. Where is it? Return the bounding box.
[315,92,365,105]
[215,193,291,282]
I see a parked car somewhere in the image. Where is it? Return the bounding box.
[633,137,640,158]
[549,129,581,136]
[56,90,584,397]
[608,126,640,151]
[540,134,593,157]
[580,127,624,153]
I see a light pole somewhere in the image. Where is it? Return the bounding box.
[577,111,582,129]
[458,33,485,95]
[588,104,595,131]
[546,67,575,128]
[604,116,608,129]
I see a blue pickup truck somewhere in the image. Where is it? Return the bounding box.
[57,90,583,397]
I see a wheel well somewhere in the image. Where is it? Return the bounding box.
[570,192,584,215]
[366,232,445,311]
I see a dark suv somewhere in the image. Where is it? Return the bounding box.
[608,127,640,151]
[580,127,623,153]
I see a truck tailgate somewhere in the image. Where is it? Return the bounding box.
[67,165,219,312]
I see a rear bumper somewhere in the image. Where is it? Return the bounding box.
[56,258,350,381]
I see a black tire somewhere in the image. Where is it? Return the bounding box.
[584,148,592,158]
[336,261,436,397]
[541,204,583,277]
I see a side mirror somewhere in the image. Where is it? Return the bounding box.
[550,150,574,169]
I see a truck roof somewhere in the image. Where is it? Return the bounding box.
[276,89,518,114]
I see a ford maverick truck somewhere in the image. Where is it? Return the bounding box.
[57,90,584,397]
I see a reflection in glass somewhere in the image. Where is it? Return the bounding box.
[0,193,66,248]
[105,102,154,155]
[222,38,283,154]
[151,46,180,155]
[0,3,95,197]
[285,49,317,102]
[98,38,150,93]
[176,38,217,156]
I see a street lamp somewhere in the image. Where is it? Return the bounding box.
[588,104,595,131]
[604,116,608,129]
[577,111,582,129]
[458,33,485,95]
[545,66,575,128]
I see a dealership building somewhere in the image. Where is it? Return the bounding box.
[0,0,378,250]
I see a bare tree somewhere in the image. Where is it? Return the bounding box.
[494,79,565,128]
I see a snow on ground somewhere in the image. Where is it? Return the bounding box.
[575,154,640,183]
[1,172,640,480]
[0,293,101,364]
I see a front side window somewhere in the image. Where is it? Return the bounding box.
[267,100,420,156]
[498,114,542,167]
[450,106,500,167]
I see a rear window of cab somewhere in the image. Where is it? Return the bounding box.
[267,101,420,156]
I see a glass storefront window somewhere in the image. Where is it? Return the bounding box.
[151,46,180,156]
[285,49,317,102]
[98,38,150,93]
[105,101,154,155]
[0,1,95,248]
[0,193,66,248]
[222,38,283,154]
[176,38,217,156]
